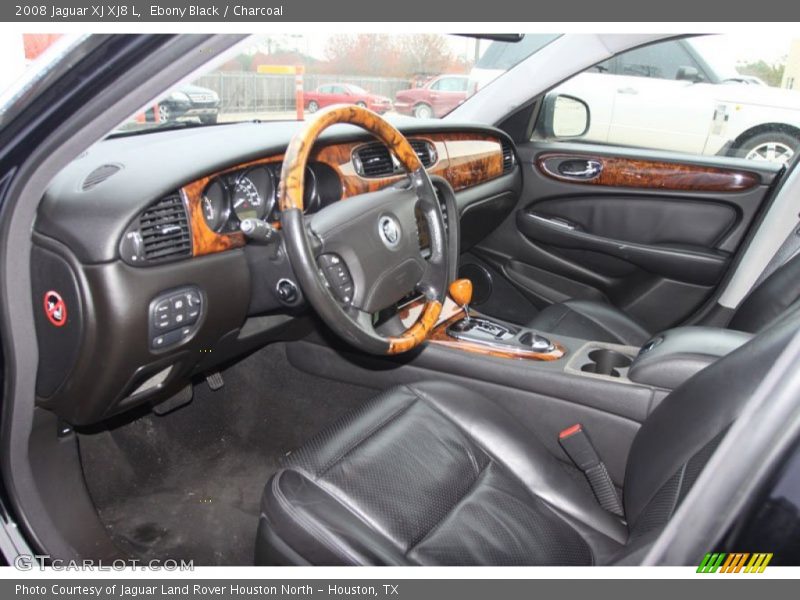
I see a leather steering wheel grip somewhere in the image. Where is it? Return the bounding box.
[278,104,445,355]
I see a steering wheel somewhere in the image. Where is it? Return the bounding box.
[278,105,456,355]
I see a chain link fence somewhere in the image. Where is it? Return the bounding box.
[194,72,412,114]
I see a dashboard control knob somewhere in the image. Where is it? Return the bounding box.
[276,279,299,304]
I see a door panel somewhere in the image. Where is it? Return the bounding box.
[470,141,782,333]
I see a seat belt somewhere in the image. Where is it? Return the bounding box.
[750,219,800,289]
[559,424,624,517]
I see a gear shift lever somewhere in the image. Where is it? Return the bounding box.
[449,278,473,322]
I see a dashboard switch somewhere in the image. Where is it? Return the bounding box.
[149,286,203,351]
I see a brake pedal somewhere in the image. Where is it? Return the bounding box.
[206,371,224,391]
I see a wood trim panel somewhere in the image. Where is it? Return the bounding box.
[398,296,565,361]
[181,179,246,257]
[180,132,508,257]
[312,138,450,197]
[429,311,566,361]
[439,134,504,191]
[537,153,760,192]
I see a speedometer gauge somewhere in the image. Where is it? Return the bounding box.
[232,167,274,221]
[201,180,229,232]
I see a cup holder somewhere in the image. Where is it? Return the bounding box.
[581,349,632,378]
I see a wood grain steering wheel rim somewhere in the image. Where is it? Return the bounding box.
[278,105,447,355]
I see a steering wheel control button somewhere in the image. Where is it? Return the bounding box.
[317,254,355,304]
[149,286,203,351]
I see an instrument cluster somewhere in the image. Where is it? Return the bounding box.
[200,161,340,232]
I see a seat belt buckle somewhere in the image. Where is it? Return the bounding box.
[559,424,600,470]
[559,424,624,518]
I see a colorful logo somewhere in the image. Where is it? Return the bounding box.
[697,552,773,573]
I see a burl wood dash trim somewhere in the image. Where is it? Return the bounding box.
[537,153,760,192]
[181,179,246,258]
[179,125,507,258]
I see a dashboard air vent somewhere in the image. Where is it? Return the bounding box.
[82,163,122,190]
[501,140,516,173]
[353,139,437,178]
[353,143,394,177]
[410,139,437,168]
[139,194,191,262]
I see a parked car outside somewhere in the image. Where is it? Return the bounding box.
[147,83,220,124]
[304,83,393,114]
[473,37,800,164]
[394,74,469,118]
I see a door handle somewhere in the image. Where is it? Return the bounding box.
[617,87,639,95]
[557,159,603,180]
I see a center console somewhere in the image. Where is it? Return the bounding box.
[425,278,565,360]
[447,317,556,353]
[424,279,753,392]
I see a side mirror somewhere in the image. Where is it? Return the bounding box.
[676,66,702,82]
[542,94,590,138]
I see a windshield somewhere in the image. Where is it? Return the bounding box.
[102,33,554,134]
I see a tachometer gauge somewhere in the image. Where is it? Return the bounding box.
[201,180,229,232]
[232,167,274,221]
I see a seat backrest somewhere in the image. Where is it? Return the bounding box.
[729,251,800,334]
[622,307,800,539]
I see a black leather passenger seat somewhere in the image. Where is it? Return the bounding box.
[255,297,794,567]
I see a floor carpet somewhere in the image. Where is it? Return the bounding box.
[78,342,378,565]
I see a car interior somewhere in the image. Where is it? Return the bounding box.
[5,33,800,566]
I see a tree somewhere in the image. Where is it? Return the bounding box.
[396,34,457,77]
[322,34,398,76]
[736,59,786,87]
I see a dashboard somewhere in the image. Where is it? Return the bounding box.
[32,119,522,425]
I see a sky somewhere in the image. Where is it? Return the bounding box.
[252,33,796,68]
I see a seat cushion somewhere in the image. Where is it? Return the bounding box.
[527,299,652,346]
[256,381,626,566]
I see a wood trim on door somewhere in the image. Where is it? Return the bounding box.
[537,153,760,192]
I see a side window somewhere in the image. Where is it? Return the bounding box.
[531,35,800,166]
[431,77,466,92]
[318,85,331,94]
[617,41,702,80]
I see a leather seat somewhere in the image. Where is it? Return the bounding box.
[526,251,800,345]
[255,310,796,565]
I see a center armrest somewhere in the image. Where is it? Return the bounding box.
[628,326,753,390]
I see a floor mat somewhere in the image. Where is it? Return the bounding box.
[78,342,378,565]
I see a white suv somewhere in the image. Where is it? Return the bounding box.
[473,37,800,164]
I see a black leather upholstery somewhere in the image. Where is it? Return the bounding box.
[527,299,651,346]
[527,252,800,344]
[255,309,800,565]
[627,326,753,389]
